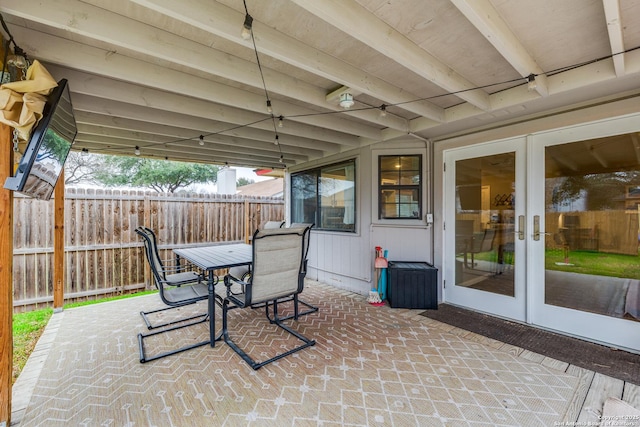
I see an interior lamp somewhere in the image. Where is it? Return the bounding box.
[339,92,355,109]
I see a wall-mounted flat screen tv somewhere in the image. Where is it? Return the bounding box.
[4,78,77,200]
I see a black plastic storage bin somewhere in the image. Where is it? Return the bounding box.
[386,261,438,309]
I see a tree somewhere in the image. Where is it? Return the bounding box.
[551,171,640,210]
[64,151,106,185]
[237,177,255,187]
[94,156,219,193]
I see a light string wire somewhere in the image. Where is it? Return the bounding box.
[149,42,640,148]
[0,13,25,83]
[6,3,628,166]
[244,0,284,165]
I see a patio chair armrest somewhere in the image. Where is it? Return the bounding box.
[163,270,206,287]
[223,274,248,297]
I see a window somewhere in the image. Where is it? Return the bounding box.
[378,155,422,219]
[291,159,356,232]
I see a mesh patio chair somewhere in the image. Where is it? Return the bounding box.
[136,227,209,328]
[136,226,212,363]
[228,220,284,281]
[262,222,318,322]
[221,226,316,370]
[466,228,496,270]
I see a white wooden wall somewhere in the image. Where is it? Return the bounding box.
[294,139,435,296]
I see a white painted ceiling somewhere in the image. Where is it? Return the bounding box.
[2,0,640,171]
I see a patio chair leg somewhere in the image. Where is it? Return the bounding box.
[264,296,319,323]
[140,305,208,330]
[222,299,315,370]
[138,315,210,363]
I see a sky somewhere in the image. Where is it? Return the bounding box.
[235,167,272,182]
[187,166,272,193]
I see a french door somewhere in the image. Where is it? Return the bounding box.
[444,115,640,352]
[529,117,640,352]
[444,138,527,321]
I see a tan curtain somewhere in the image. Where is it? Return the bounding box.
[0,60,57,141]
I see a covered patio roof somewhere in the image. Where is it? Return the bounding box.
[1,0,640,169]
[11,280,640,425]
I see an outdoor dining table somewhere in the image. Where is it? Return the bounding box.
[173,242,252,347]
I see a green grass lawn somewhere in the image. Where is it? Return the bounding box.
[12,290,157,383]
[472,248,640,280]
[545,249,640,279]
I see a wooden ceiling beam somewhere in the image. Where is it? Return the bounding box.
[76,122,311,163]
[451,0,549,97]
[74,111,324,159]
[602,0,625,77]
[291,0,491,111]
[3,0,407,131]
[74,134,293,168]
[129,0,445,123]
[71,94,337,156]
[46,65,358,149]
[10,25,381,141]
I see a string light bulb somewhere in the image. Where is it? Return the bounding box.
[527,73,537,91]
[7,45,28,69]
[134,146,140,156]
[278,116,284,128]
[274,134,279,145]
[241,13,253,40]
[266,100,273,114]
[379,104,387,118]
[81,147,89,156]
[279,155,284,163]
[199,135,205,146]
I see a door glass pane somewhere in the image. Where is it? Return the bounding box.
[545,135,640,321]
[455,153,515,296]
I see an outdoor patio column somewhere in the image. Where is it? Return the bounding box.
[0,122,14,425]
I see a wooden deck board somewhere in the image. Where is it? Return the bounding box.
[577,372,625,424]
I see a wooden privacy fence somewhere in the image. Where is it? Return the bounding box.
[12,188,284,311]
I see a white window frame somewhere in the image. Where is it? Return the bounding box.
[372,147,428,227]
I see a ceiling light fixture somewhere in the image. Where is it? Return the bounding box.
[199,135,205,146]
[134,146,140,156]
[241,13,253,40]
[339,92,355,109]
[527,73,537,91]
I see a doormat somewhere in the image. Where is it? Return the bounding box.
[420,304,640,385]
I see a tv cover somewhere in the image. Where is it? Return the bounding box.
[4,78,77,200]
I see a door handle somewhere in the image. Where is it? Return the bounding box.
[515,215,525,240]
[532,215,551,240]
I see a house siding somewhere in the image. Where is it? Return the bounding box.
[290,94,640,304]
[288,140,435,296]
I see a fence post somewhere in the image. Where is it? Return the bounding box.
[244,199,249,244]
[53,169,65,311]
